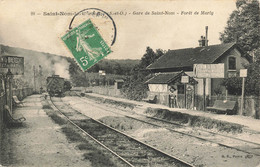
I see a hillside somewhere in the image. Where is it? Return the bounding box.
[87,59,139,75]
[0,44,139,89]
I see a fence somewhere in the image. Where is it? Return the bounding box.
[89,86,124,98]
[148,91,260,119]
[80,86,260,119]
[147,92,195,109]
[0,88,33,128]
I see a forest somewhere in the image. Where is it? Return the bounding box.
[0,44,139,91]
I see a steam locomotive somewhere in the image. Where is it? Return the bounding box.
[46,75,68,97]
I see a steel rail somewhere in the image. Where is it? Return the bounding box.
[76,92,260,146]
[78,93,260,146]
[48,96,134,167]
[52,96,195,167]
[75,94,260,156]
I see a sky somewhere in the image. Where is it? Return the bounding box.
[0,0,237,60]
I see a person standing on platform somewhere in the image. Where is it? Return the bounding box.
[169,86,177,108]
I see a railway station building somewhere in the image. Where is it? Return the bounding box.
[145,38,252,110]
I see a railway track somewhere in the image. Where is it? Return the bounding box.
[72,93,260,157]
[49,96,194,167]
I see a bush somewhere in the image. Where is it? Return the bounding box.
[120,47,164,100]
[222,77,242,95]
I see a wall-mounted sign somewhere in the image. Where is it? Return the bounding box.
[181,76,189,83]
[240,69,247,77]
[193,63,225,78]
[0,56,24,75]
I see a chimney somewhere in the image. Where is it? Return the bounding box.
[205,26,208,46]
[198,26,209,47]
[198,36,206,47]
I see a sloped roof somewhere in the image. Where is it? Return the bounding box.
[147,42,246,70]
[145,71,184,84]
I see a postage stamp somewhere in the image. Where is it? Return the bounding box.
[61,19,111,71]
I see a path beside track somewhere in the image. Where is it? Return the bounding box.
[0,94,90,167]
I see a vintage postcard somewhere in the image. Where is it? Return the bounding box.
[0,0,259,167]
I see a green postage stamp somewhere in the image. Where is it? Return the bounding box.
[61,19,111,71]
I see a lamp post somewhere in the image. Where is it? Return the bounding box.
[6,69,13,114]
[33,65,36,93]
[39,65,43,94]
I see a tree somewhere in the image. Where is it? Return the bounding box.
[112,63,122,75]
[220,0,260,96]
[121,47,164,100]
[222,60,260,96]
[139,47,157,69]
[88,64,100,73]
[68,58,87,86]
[222,76,242,95]
[219,0,260,60]
[245,60,260,96]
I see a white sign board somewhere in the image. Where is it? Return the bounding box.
[99,70,106,76]
[181,76,189,83]
[240,69,247,77]
[0,56,24,75]
[193,64,225,78]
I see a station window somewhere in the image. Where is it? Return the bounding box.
[228,57,236,70]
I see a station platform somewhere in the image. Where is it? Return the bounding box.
[0,94,89,167]
[86,93,260,133]
[2,93,259,166]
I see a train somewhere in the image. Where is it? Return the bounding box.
[46,75,71,97]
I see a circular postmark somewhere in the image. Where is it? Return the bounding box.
[61,8,116,71]
[68,8,116,46]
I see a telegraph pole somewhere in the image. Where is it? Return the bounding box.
[203,78,206,111]
[6,69,13,114]
[33,66,36,92]
[39,65,43,93]
[240,69,247,115]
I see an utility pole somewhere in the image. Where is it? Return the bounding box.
[240,69,247,115]
[33,66,36,92]
[6,69,13,114]
[39,65,43,93]
[241,77,245,114]
[84,71,87,92]
[203,78,206,111]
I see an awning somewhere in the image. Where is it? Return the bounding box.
[145,71,184,84]
[145,71,197,85]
